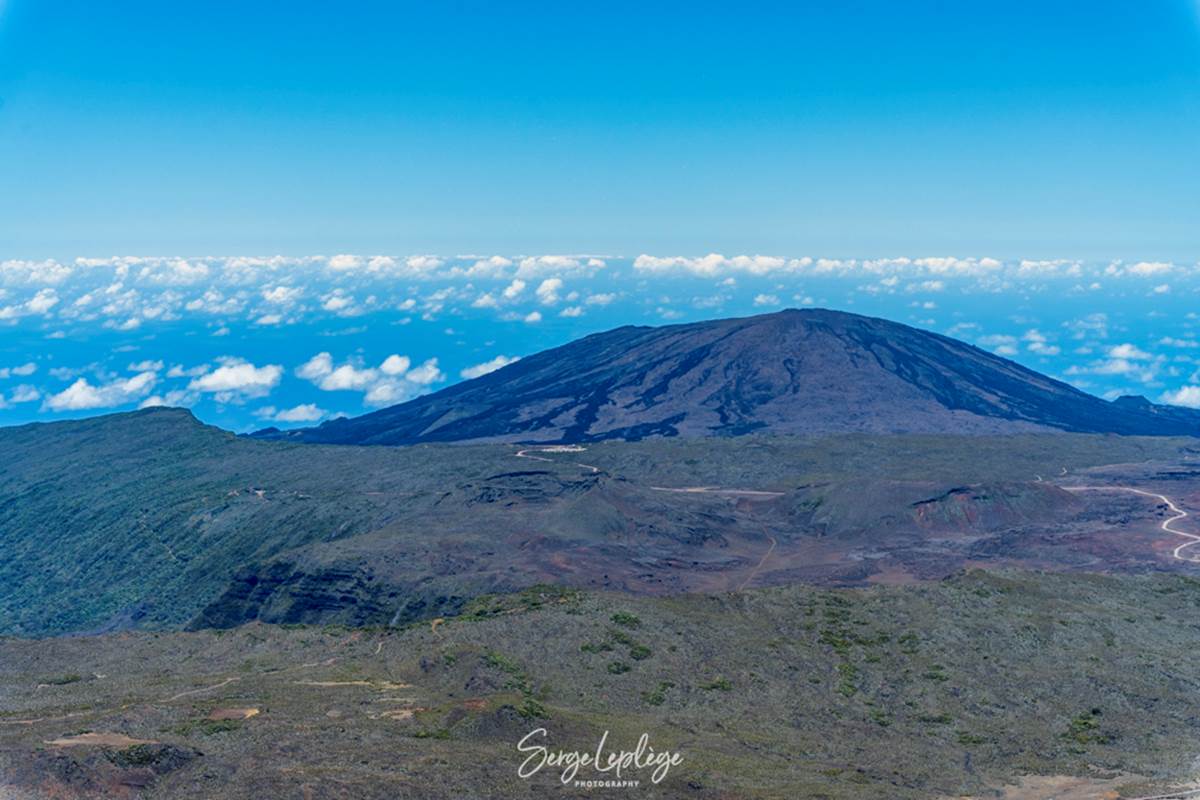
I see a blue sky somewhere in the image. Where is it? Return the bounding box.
[1,2,1197,257]
[0,4,1198,429]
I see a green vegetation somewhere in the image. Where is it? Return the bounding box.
[2,409,1194,637]
[1065,708,1114,745]
[922,664,949,682]
[412,728,452,740]
[173,718,242,736]
[917,713,952,725]
[642,681,675,706]
[835,662,858,697]
[610,611,642,628]
[5,570,1200,799]
[463,584,581,619]
[517,698,549,720]
[41,673,82,685]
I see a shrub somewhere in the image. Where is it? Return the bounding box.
[1065,709,1113,745]
[917,713,952,725]
[482,652,521,674]
[413,728,451,740]
[642,681,675,706]
[44,674,82,686]
[518,698,549,719]
[611,612,642,628]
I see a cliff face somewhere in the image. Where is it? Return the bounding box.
[188,561,473,630]
[260,308,1200,445]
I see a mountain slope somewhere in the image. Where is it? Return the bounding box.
[7,407,1194,636]
[263,308,1200,445]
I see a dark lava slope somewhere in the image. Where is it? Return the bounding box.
[259,308,1200,444]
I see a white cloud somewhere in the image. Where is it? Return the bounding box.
[559,306,584,318]
[523,311,542,324]
[406,255,444,273]
[1064,313,1108,340]
[502,279,526,300]
[0,289,59,320]
[327,254,363,271]
[298,352,443,406]
[1160,386,1200,409]
[363,381,410,406]
[166,363,210,379]
[255,403,327,423]
[632,253,1010,279]
[296,352,334,382]
[464,255,514,278]
[515,255,603,278]
[1129,261,1173,276]
[127,359,164,372]
[9,385,40,403]
[536,278,563,306]
[380,354,411,376]
[138,389,198,409]
[320,363,379,391]
[1,259,75,285]
[586,293,616,306]
[472,293,500,309]
[406,358,444,385]
[262,285,303,305]
[1066,343,1165,384]
[753,294,780,307]
[367,256,397,272]
[0,362,36,379]
[321,290,358,315]
[978,334,1019,357]
[1019,329,1060,355]
[1108,343,1152,360]
[44,371,158,411]
[25,289,59,314]
[461,355,519,379]
[634,253,787,277]
[188,359,283,401]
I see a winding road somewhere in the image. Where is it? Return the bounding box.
[1127,788,1200,800]
[1062,485,1200,564]
[514,447,600,474]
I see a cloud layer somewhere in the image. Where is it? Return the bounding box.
[3,252,1200,428]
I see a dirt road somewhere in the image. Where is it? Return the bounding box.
[1063,485,1200,564]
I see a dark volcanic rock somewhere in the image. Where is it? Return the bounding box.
[188,560,470,629]
[257,308,1200,445]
